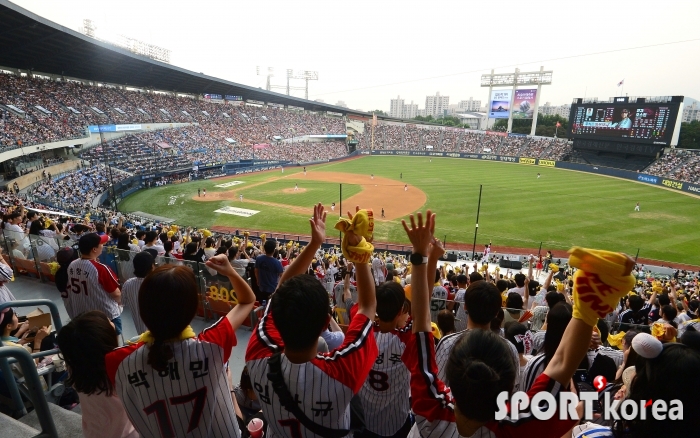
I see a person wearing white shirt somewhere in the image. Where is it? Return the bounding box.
[142,231,165,256]
[372,256,386,285]
[508,272,527,298]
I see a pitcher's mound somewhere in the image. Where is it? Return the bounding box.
[282,188,307,194]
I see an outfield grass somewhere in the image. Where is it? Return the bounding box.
[119,157,700,264]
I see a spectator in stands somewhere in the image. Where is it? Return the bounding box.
[254,239,283,302]
[55,311,138,438]
[106,254,255,437]
[64,233,122,334]
[121,252,155,335]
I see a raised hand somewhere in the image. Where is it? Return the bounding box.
[343,205,363,247]
[205,254,237,278]
[401,210,435,256]
[309,203,327,245]
[430,237,445,259]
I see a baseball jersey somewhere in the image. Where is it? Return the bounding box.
[245,304,378,438]
[333,282,358,325]
[0,264,16,305]
[64,258,121,320]
[617,302,651,325]
[518,353,547,393]
[430,285,449,323]
[678,318,700,338]
[105,317,239,438]
[452,289,467,333]
[359,321,413,436]
[435,329,520,385]
[530,330,546,354]
[122,277,147,334]
[406,331,577,438]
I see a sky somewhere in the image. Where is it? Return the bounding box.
[11,0,700,112]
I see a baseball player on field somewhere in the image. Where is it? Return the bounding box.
[64,233,123,333]
[105,254,256,438]
[246,204,378,438]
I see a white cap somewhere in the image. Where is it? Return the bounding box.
[631,332,663,359]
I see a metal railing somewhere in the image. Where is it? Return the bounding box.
[0,300,64,418]
[0,348,59,438]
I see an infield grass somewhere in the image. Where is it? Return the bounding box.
[119,156,700,265]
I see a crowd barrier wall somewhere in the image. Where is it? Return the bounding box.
[360,150,698,195]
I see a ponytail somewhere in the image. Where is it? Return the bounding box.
[147,339,174,372]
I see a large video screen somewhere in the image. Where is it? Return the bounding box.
[569,102,680,145]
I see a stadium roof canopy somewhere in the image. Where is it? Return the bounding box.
[0,0,363,116]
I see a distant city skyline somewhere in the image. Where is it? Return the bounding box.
[10,0,700,113]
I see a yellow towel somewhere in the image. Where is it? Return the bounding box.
[334,209,374,264]
[431,322,442,340]
[568,247,635,327]
[136,326,196,344]
[607,331,626,349]
[652,322,677,343]
[549,263,559,273]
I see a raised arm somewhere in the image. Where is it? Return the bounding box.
[350,236,376,320]
[205,254,256,329]
[544,249,634,386]
[402,211,436,333]
[279,203,326,285]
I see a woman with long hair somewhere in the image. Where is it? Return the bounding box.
[27,219,57,261]
[105,254,255,437]
[55,311,137,438]
[404,211,624,437]
[519,301,573,392]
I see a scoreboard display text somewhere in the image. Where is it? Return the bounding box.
[568,102,680,145]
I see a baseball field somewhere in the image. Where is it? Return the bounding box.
[118,156,700,265]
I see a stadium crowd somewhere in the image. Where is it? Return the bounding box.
[644,149,700,184]
[30,165,129,213]
[0,72,344,149]
[356,122,573,160]
[0,197,698,438]
[79,130,347,175]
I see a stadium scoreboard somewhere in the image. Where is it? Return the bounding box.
[568,97,683,146]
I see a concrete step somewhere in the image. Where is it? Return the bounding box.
[0,412,40,438]
[18,402,83,437]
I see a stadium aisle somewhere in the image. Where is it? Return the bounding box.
[6,276,251,385]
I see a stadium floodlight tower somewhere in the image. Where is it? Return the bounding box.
[257,67,319,100]
[481,66,552,135]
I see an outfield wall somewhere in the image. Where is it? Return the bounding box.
[359,150,700,196]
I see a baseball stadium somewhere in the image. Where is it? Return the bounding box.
[0,0,699,437]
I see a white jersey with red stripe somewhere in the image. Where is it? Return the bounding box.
[121,277,146,334]
[406,332,577,438]
[359,321,413,436]
[435,329,520,385]
[105,317,239,438]
[245,304,378,438]
[64,258,121,320]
